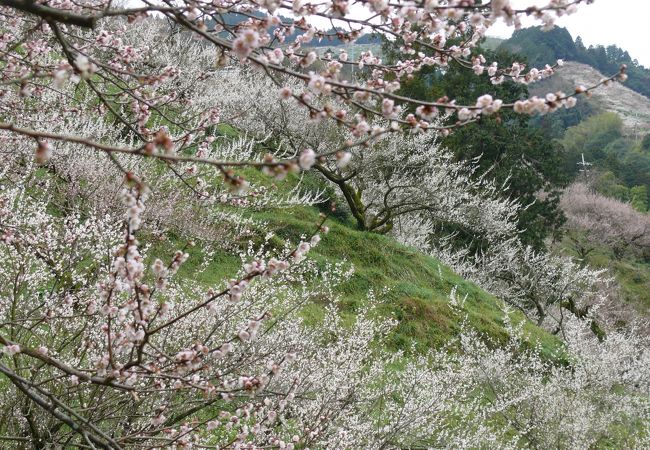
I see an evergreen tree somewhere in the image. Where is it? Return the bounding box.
[642,133,650,151]
[630,185,649,212]
[383,42,567,249]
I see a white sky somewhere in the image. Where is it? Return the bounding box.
[488,0,650,67]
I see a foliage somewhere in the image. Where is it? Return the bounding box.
[560,183,650,261]
[529,95,596,138]
[631,185,649,213]
[0,0,647,448]
[642,133,650,151]
[384,42,568,248]
[560,112,650,203]
[502,26,581,69]
[560,112,624,176]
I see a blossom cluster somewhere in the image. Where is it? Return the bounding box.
[0,0,626,183]
[0,0,647,447]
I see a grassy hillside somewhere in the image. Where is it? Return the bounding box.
[146,167,562,357]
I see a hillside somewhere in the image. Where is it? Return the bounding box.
[500,26,650,99]
[3,1,650,447]
[558,183,650,321]
[530,61,650,136]
[144,165,561,354]
[482,36,505,50]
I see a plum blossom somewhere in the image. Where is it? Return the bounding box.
[307,73,331,95]
[233,29,260,59]
[298,148,316,170]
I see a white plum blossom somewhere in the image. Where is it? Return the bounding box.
[0,1,643,447]
[307,73,331,95]
[298,148,317,170]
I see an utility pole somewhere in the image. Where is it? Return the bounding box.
[577,153,592,173]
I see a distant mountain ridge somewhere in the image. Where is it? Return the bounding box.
[206,13,381,47]
[499,26,650,100]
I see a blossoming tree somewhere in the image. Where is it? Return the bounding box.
[1,0,648,448]
[0,0,627,183]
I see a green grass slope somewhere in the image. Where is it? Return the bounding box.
[148,166,562,357]
[33,120,561,357]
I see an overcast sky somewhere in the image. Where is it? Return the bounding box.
[488,0,650,67]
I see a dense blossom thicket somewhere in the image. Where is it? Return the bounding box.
[561,182,650,260]
[213,69,520,236]
[1,0,649,448]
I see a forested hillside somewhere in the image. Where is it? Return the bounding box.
[1,1,649,449]
[497,26,650,326]
[501,26,650,99]
[499,28,650,209]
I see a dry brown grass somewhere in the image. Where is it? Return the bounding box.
[530,61,650,137]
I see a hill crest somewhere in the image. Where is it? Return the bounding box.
[529,61,650,136]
